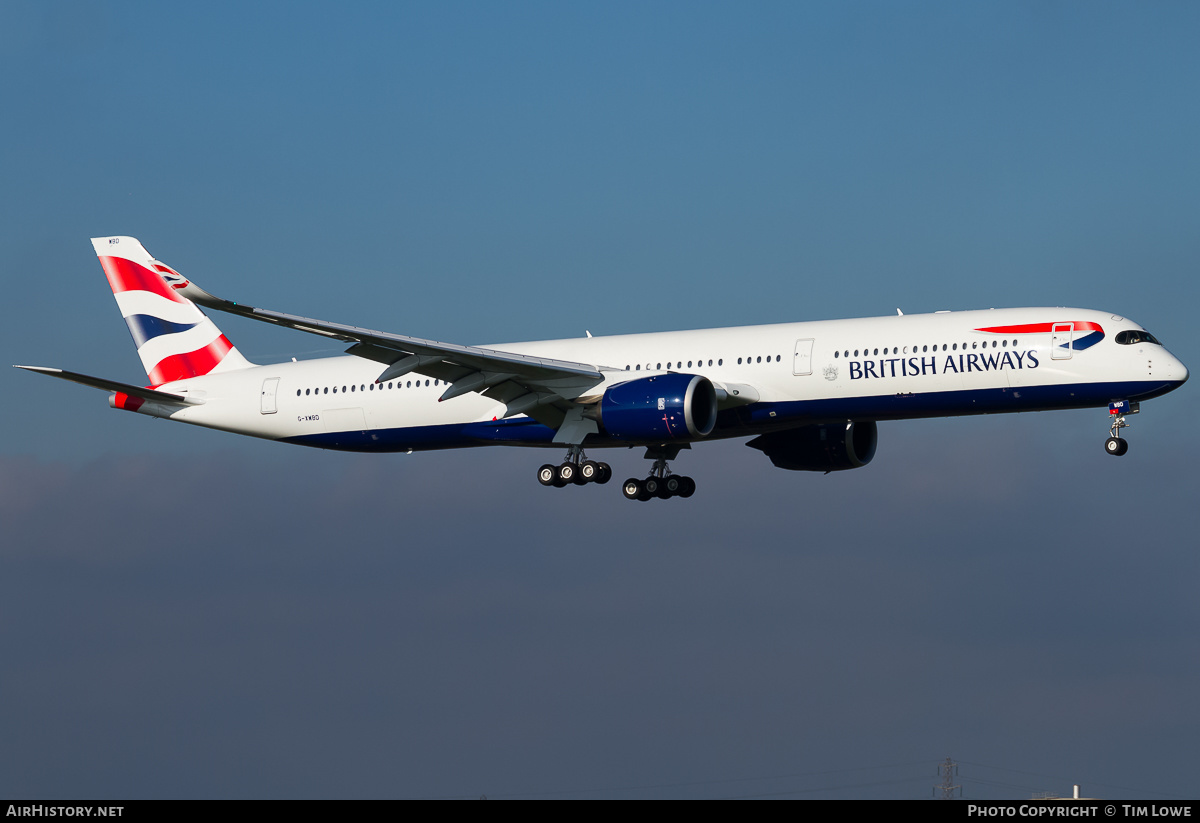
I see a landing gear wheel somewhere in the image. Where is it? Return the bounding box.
[557,462,577,485]
[537,464,557,486]
[595,463,612,484]
[622,478,643,500]
[579,461,599,483]
[643,477,661,498]
[679,476,696,498]
[1105,437,1128,456]
[663,475,682,498]
[1105,403,1137,457]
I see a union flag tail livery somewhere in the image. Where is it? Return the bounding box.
[92,236,252,386]
[14,236,1189,502]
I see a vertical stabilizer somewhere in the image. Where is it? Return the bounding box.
[91,236,253,385]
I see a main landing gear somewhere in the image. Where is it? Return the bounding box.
[1104,400,1139,457]
[537,447,612,488]
[535,445,697,500]
[621,447,696,502]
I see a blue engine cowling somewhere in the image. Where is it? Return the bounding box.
[596,373,718,441]
[746,421,878,472]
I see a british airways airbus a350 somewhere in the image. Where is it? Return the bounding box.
[16,237,1189,501]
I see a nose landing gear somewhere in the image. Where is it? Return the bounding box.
[1104,400,1138,456]
[537,446,612,488]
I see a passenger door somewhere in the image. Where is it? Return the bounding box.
[793,338,814,376]
[1051,323,1073,360]
[260,377,280,414]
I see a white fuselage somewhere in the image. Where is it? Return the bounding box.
[127,307,1188,453]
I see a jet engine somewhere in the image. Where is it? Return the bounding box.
[747,421,878,472]
[592,373,717,441]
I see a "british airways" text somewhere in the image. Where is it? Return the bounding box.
[849,351,1040,380]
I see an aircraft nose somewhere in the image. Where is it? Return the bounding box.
[1167,353,1189,385]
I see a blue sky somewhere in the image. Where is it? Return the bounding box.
[2,1,1198,798]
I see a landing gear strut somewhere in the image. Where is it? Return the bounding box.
[622,446,696,502]
[1104,400,1138,456]
[537,446,612,488]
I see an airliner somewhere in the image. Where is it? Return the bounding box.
[15,237,1189,501]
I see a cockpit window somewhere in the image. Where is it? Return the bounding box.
[1115,330,1161,346]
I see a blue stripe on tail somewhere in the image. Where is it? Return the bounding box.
[123,314,199,348]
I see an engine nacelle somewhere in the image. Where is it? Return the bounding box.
[595,373,718,441]
[747,421,878,472]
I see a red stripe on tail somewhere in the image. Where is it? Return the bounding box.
[147,335,235,385]
[99,256,187,303]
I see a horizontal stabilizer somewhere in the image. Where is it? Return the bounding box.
[13,366,200,405]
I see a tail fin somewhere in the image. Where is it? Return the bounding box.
[91,236,253,386]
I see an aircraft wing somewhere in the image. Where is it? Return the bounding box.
[174,277,606,428]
